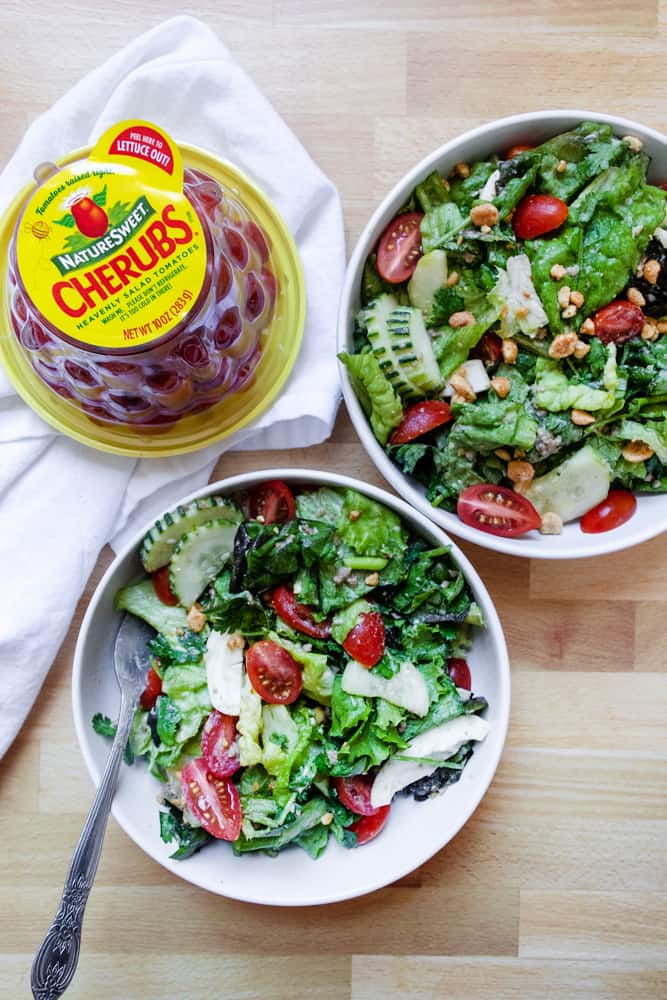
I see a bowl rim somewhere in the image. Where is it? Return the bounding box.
[337,108,667,559]
[71,467,510,906]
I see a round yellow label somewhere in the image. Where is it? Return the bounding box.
[15,121,208,351]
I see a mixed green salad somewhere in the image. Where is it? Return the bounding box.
[341,121,667,538]
[93,479,489,860]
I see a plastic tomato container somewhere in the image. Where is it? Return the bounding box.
[0,120,305,456]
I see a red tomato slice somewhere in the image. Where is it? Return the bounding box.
[512,194,569,240]
[272,585,332,639]
[447,657,472,690]
[152,566,179,606]
[349,805,391,845]
[248,479,295,524]
[580,489,637,533]
[140,667,162,711]
[593,300,645,345]
[471,331,503,366]
[246,640,303,704]
[457,484,542,538]
[333,774,381,817]
[342,611,386,668]
[181,759,242,841]
[376,212,424,283]
[389,400,452,445]
[201,711,240,778]
[505,143,534,159]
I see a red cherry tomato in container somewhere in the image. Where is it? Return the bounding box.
[580,489,637,533]
[505,143,534,159]
[181,758,242,841]
[201,711,240,778]
[389,400,452,445]
[333,774,379,817]
[343,611,386,668]
[593,300,645,345]
[248,479,296,524]
[447,658,472,690]
[140,667,162,711]
[458,484,542,538]
[376,212,424,283]
[512,194,569,240]
[152,565,179,606]
[272,584,332,639]
[246,640,303,704]
[349,806,391,845]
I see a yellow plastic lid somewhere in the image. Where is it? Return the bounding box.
[0,122,306,457]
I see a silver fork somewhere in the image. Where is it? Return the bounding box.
[31,614,154,1000]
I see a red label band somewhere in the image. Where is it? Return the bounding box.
[108,126,175,175]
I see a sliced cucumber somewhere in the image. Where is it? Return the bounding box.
[408,250,448,312]
[524,445,610,523]
[140,496,242,572]
[169,519,239,607]
[387,306,444,395]
[114,579,188,641]
[364,293,419,399]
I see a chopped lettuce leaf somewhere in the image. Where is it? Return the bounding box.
[534,343,619,412]
[489,254,548,337]
[338,489,407,559]
[338,351,403,445]
[238,676,263,766]
[614,417,667,464]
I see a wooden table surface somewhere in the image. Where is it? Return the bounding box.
[2,2,667,997]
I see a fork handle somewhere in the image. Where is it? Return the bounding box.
[31,691,135,1000]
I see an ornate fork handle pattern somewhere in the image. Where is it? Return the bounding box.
[31,690,135,999]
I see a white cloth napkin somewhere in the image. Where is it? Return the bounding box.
[0,16,345,759]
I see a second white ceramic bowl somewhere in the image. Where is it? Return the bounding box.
[338,110,667,559]
[72,469,510,906]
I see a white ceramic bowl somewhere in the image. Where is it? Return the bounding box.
[338,110,667,559]
[72,469,510,906]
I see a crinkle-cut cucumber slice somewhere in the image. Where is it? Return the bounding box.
[364,293,420,400]
[169,519,239,607]
[140,496,242,572]
[387,306,444,395]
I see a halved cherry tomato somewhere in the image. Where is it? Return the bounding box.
[512,194,569,240]
[447,657,472,690]
[152,565,179,606]
[343,611,386,668]
[181,758,242,841]
[593,300,644,345]
[333,774,380,816]
[272,584,332,639]
[140,667,162,711]
[457,484,542,538]
[471,331,503,367]
[580,489,637,533]
[201,711,240,778]
[505,143,534,159]
[376,212,424,283]
[246,640,303,704]
[248,479,295,524]
[389,400,452,445]
[349,805,391,845]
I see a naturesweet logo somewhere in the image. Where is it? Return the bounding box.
[51,195,156,275]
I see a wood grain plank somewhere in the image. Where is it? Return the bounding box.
[519,891,667,960]
[635,602,667,671]
[1,953,351,1000]
[5,885,519,957]
[530,534,667,601]
[351,956,667,1000]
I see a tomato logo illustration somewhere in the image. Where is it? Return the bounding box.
[70,196,108,238]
